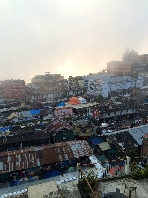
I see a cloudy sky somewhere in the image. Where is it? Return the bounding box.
[0,0,148,83]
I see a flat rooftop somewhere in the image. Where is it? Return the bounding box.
[100,178,148,198]
[28,181,60,198]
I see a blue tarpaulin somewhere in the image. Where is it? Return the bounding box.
[30,110,40,115]
[56,102,65,107]
[45,170,60,178]
[0,126,12,131]
[91,137,103,145]
[60,160,69,167]
[9,180,19,187]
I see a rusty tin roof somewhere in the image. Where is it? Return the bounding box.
[0,140,92,173]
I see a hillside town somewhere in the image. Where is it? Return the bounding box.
[1,50,148,197]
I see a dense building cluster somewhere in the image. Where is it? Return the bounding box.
[1,50,148,197]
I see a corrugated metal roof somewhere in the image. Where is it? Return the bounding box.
[68,140,92,158]
[47,119,73,134]
[0,140,93,173]
[20,111,32,118]
[107,131,138,151]
[104,125,148,146]
[128,125,148,145]
[0,130,50,145]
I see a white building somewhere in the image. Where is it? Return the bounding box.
[83,74,144,98]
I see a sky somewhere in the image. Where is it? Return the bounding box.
[0,0,148,83]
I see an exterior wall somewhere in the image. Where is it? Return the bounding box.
[55,107,73,117]
[136,77,144,88]
[86,79,101,96]
[137,55,148,63]
[26,83,40,89]
[68,90,74,96]
[1,80,25,100]
[78,79,84,89]
[31,74,64,83]
[107,61,132,75]
[101,109,135,119]
[11,117,19,123]
[0,87,3,99]
[100,81,108,98]
[85,76,144,98]
[54,130,74,143]
[48,93,54,98]
[123,50,138,61]
[142,139,148,157]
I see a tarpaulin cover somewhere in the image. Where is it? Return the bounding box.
[0,126,12,131]
[57,102,65,107]
[45,170,60,178]
[30,110,40,115]
[91,137,103,145]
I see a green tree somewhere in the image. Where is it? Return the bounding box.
[94,94,103,103]
[131,164,148,180]
[80,171,99,193]
[128,148,140,162]
[115,97,122,102]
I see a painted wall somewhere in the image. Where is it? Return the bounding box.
[54,130,74,143]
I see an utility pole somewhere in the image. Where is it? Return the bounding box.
[125,156,130,175]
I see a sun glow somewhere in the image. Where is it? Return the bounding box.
[57,59,78,79]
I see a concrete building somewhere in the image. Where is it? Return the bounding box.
[137,54,148,63]
[31,73,64,83]
[107,61,132,76]
[26,81,62,100]
[122,49,138,62]
[123,49,148,64]
[142,133,148,157]
[107,50,148,77]
[86,79,108,98]
[67,76,84,96]
[0,84,3,99]
[1,80,25,100]
[83,74,144,98]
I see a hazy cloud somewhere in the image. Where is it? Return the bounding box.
[0,0,148,83]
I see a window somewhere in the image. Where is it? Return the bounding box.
[63,136,66,140]
[63,132,66,140]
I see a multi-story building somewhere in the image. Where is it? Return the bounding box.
[123,49,148,64]
[86,79,108,98]
[28,73,66,100]
[0,84,3,99]
[67,76,84,96]
[137,54,148,63]
[26,81,63,100]
[83,73,144,98]
[107,61,132,76]
[107,50,148,76]
[142,133,148,157]
[31,73,64,83]
[76,76,84,89]
[122,49,138,62]
[1,80,25,100]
